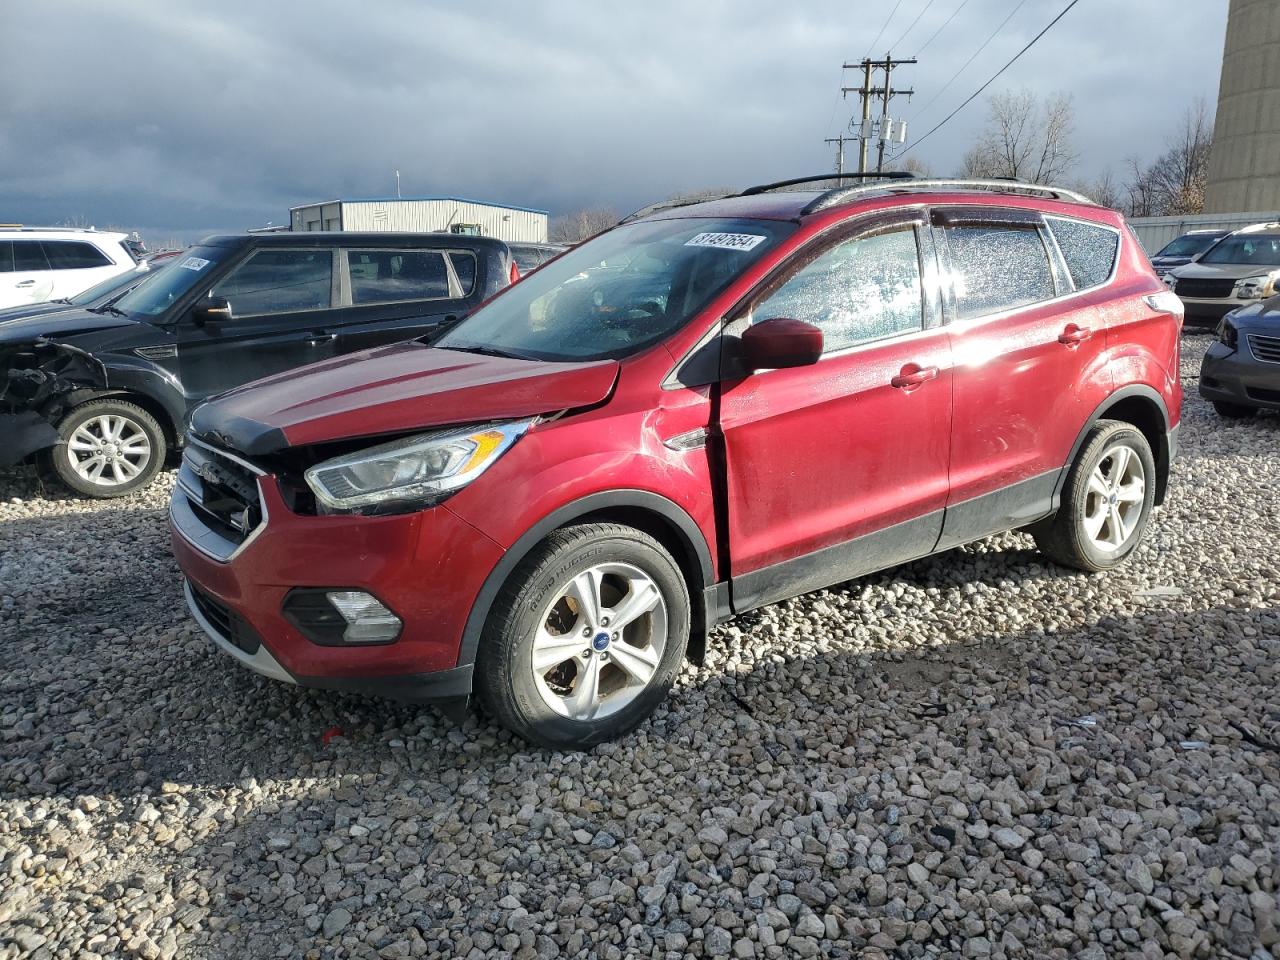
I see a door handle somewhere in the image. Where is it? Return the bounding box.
[15,280,35,288]
[1058,324,1093,345]
[306,332,337,345]
[891,364,940,389]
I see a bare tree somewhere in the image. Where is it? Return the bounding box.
[959,88,1078,185]
[896,155,934,179]
[1070,168,1123,210]
[1122,100,1214,217]
[549,207,619,244]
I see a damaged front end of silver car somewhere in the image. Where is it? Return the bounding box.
[0,339,108,467]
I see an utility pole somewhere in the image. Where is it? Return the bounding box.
[824,134,850,176]
[838,55,916,174]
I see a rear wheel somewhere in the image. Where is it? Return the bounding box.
[1212,400,1255,419]
[1033,420,1156,573]
[49,399,166,498]
[476,523,690,749]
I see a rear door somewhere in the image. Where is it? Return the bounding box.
[177,247,338,401]
[330,247,480,353]
[718,211,953,610]
[5,240,54,306]
[934,207,1110,549]
[41,239,122,299]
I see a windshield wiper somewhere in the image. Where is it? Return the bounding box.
[89,304,127,317]
[49,297,75,305]
[437,342,538,361]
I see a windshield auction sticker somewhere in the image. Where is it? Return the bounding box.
[685,232,766,251]
[178,256,211,271]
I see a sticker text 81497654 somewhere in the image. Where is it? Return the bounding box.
[684,232,766,252]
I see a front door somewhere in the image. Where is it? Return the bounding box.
[718,214,953,611]
[178,247,338,402]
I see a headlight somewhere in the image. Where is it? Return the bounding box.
[1217,316,1239,350]
[304,419,532,512]
[1236,272,1280,300]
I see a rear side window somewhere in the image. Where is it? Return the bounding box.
[41,240,113,270]
[13,240,50,272]
[448,252,476,295]
[212,249,332,316]
[0,242,12,273]
[347,249,452,304]
[1046,217,1119,290]
[753,226,923,353]
[944,225,1054,320]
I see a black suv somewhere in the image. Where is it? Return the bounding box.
[0,232,514,497]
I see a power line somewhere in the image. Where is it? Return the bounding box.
[864,0,906,58]
[915,0,972,56]
[907,0,1029,125]
[900,0,1083,158]
[890,0,939,53]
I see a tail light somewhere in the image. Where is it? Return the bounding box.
[509,260,520,285]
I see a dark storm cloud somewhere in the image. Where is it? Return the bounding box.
[0,0,1226,243]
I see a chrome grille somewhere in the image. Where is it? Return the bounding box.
[173,439,266,560]
[1174,278,1236,299]
[1248,333,1280,364]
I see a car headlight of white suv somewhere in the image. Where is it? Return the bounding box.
[1236,271,1280,300]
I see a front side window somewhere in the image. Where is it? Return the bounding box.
[212,249,332,317]
[752,227,923,353]
[41,240,113,270]
[13,241,50,272]
[347,249,451,304]
[1046,216,1119,291]
[436,217,795,361]
[1200,235,1280,266]
[945,224,1055,320]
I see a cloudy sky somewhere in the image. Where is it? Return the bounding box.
[2,0,1227,245]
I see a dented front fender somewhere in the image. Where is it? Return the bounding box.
[0,338,109,464]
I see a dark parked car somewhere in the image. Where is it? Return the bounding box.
[508,241,568,278]
[1200,298,1280,417]
[172,175,1182,748]
[0,232,515,497]
[0,261,159,324]
[1149,228,1229,277]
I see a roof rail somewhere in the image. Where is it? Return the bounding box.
[801,178,1095,216]
[741,172,917,196]
[0,224,103,233]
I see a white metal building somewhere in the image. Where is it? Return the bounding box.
[1127,211,1280,252]
[288,197,548,243]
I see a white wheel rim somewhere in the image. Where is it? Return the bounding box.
[530,561,668,722]
[1079,443,1146,554]
[66,414,151,486]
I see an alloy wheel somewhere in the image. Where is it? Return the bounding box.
[66,414,152,487]
[529,561,668,722]
[1079,443,1146,553]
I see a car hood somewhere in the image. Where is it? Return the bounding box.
[0,308,141,343]
[191,341,620,456]
[1223,295,1280,330]
[1150,255,1194,269]
[1172,261,1278,282]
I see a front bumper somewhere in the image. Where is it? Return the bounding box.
[170,463,505,703]
[1178,298,1239,325]
[1199,340,1280,410]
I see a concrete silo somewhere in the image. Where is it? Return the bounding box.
[1203,0,1280,213]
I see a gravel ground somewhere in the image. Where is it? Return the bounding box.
[1,332,1277,960]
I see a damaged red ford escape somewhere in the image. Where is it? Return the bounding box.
[171,175,1183,749]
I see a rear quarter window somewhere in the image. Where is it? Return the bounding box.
[41,240,114,270]
[1046,216,1120,290]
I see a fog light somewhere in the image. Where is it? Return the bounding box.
[282,589,402,645]
[327,591,402,643]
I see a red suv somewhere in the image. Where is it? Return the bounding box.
[171,176,1183,749]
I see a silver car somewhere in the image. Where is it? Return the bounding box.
[1169,224,1280,326]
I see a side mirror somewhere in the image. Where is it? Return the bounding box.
[740,318,824,371]
[192,296,233,328]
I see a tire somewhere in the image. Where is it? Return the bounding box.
[475,523,690,750]
[1032,419,1156,573]
[48,399,166,498]
[1212,400,1255,419]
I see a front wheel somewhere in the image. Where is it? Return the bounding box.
[49,399,166,498]
[1033,420,1156,573]
[475,523,690,749]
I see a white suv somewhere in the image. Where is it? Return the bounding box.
[0,227,138,309]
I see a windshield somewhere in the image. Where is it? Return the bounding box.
[69,265,154,305]
[437,218,795,361]
[1200,234,1280,266]
[113,247,225,317]
[1155,234,1221,259]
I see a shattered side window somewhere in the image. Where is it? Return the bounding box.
[945,225,1055,320]
[1046,216,1119,290]
[752,226,924,353]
